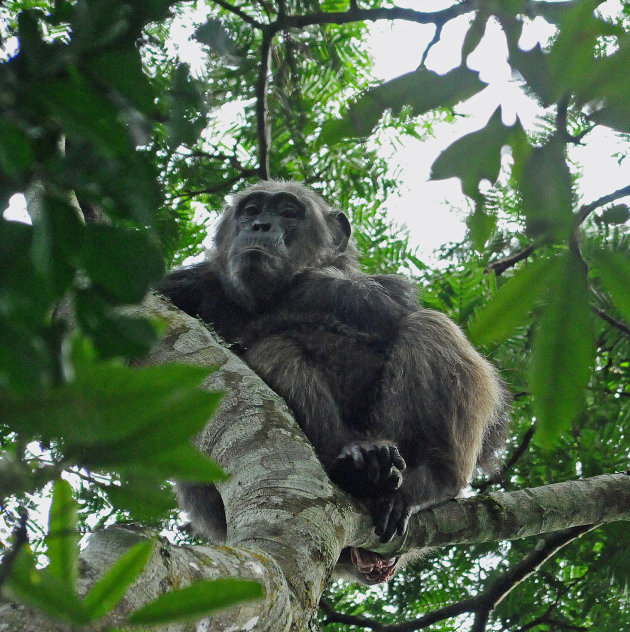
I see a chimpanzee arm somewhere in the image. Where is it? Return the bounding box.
[288,269,415,334]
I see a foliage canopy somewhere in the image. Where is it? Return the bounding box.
[0,0,629,630]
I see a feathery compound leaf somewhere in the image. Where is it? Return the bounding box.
[529,252,594,445]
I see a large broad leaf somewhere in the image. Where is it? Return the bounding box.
[105,477,178,520]
[45,480,79,591]
[516,136,574,242]
[82,539,155,621]
[529,251,594,445]
[2,363,222,479]
[127,579,264,625]
[80,224,165,304]
[319,65,485,145]
[547,0,622,101]
[590,249,630,325]
[468,256,557,346]
[431,106,527,201]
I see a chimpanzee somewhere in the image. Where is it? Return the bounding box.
[159,180,509,584]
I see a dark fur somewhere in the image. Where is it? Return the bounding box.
[159,180,510,584]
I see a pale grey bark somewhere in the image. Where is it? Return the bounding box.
[2,293,629,631]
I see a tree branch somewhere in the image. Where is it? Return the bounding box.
[471,526,593,630]
[276,3,476,31]
[256,28,273,179]
[210,0,263,27]
[594,305,630,337]
[486,244,536,276]
[576,184,630,225]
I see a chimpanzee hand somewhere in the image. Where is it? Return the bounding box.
[335,441,406,494]
[373,492,411,543]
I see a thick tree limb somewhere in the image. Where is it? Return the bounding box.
[2,295,628,631]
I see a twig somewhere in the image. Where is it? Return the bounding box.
[0,507,29,591]
[486,244,536,276]
[210,0,263,27]
[419,22,443,67]
[475,424,536,493]
[594,306,630,337]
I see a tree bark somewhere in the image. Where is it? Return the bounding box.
[1,293,629,631]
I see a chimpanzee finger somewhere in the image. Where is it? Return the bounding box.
[374,500,393,540]
[366,449,381,482]
[350,445,364,469]
[389,446,406,471]
[377,443,391,470]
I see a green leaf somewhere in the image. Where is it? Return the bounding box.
[105,477,177,520]
[127,579,264,625]
[466,209,497,251]
[38,72,131,158]
[319,65,485,145]
[31,195,83,298]
[507,40,555,107]
[599,205,630,225]
[89,50,156,116]
[516,137,574,242]
[45,479,79,590]
[0,119,34,175]
[75,289,160,358]
[6,547,88,624]
[82,539,155,620]
[548,0,622,102]
[2,362,221,469]
[431,107,527,202]
[81,225,165,304]
[529,252,594,445]
[461,13,488,61]
[124,443,228,483]
[468,256,557,346]
[590,249,630,325]
[591,104,630,134]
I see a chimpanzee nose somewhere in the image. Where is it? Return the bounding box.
[252,220,272,232]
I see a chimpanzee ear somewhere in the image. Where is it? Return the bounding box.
[331,211,351,253]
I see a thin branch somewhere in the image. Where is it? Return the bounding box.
[256,28,273,180]
[210,0,263,27]
[594,306,630,337]
[576,184,630,224]
[475,424,536,493]
[486,244,536,276]
[178,170,259,199]
[419,22,443,67]
[0,507,28,591]
[472,526,594,629]
[323,527,594,632]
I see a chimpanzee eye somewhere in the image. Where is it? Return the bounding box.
[281,207,299,219]
[242,204,261,216]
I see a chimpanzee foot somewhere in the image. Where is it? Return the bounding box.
[350,548,400,584]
